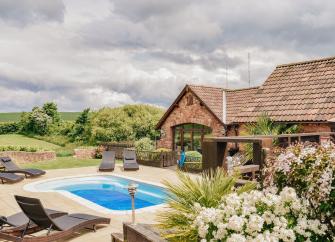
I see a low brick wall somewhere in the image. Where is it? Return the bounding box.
[99,143,134,159]
[0,151,56,163]
[74,148,97,159]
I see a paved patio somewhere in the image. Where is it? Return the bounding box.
[0,164,181,241]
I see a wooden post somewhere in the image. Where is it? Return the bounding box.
[252,142,261,164]
[202,140,227,171]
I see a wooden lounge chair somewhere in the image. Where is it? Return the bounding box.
[0,157,45,177]
[99,151,115,171]
[0,172,24,184]
[123,149,139,171]
[0,209,67,235]
[0,195,110,242]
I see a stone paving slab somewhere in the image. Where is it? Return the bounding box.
[0,164,182,241]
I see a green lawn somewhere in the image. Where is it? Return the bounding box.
[0,112,80,122]
[22,157,121,170]
[0,134,60,149]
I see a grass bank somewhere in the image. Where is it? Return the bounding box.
[0,134,60,149]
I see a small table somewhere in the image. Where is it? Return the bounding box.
[234,164,260,180]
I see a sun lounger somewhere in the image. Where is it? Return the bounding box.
[123,149,139,171]
[0,173,24,184]
[0,157,45,177]
[0,209,67,234]
[0,195,110,242]
[99,151,115,171]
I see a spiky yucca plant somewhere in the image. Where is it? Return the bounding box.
[157,169,255,241]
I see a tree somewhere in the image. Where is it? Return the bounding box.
[90,104,164,143]
[68,108,92,142]
[42,102,60,123]
[20,107,52,135]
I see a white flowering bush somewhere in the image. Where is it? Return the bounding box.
[158,169,255,241]
[264,142,335,235]
[193,187,331,241]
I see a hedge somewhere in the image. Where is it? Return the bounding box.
[0,145,44,152]
[0,122,20,134]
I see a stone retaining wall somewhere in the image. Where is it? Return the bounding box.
[0,151,56,163]
[74,148,97,159]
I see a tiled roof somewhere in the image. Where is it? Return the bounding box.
[188,85,224,122]
[189,85,259,124]
[226,87,259,123]
[235,56,335,122]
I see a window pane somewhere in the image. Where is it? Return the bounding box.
[174,129,182,151]
[193,131,202,152]
[183,131,192,151]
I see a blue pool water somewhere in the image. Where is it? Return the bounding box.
[33,175,167,211]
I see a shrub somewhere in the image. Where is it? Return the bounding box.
[158,169,255,241]
[0,122,20,134]
[155,148,171,152]
[264,142,335,235]
[20,107,52,135]
[55,149,73,157]
[95,146,105,159]
[0,145,42,152]
[193,187,330,241]
[242,113,299,160]
[48,121,74,136]
[90,105,164,143]
[135,137,155,151]
[185,151,202,160]
[20,102,61,136]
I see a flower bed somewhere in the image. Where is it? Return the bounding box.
[264,142,335,235]
[193,187,329,241]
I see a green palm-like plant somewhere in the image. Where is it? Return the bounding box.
[242,113,299,160]
[157,169,255,241]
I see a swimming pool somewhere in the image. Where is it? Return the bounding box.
[24,175,167,214]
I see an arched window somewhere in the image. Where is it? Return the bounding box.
[173,123,212,153]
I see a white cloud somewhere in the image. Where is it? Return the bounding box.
[0,0,334,111]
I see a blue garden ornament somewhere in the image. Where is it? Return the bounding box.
[178,151,186,168]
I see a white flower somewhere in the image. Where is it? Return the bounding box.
[227,233,246,242]
[246,214,264,233]
[262,211,275,224]
[279,187,297,202]
[192,186,329,241]
[227,215,245,232]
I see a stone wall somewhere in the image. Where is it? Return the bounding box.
[157,90,224,149]
[0,151,56,163]
[74,148,97,159]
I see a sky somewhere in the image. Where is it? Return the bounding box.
[0,0,335,112]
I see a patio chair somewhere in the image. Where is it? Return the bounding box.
[123,149,139,171]
[0,172,24,184]
[99,151,115,171]
[0,195,110,242]
[0,209,67,234]
[0,157,45,177]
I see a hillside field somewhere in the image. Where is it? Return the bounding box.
[0,112,80,122]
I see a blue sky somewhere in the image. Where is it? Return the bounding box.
[0,0,334,111]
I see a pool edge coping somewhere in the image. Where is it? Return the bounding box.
[23,173,168,215]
